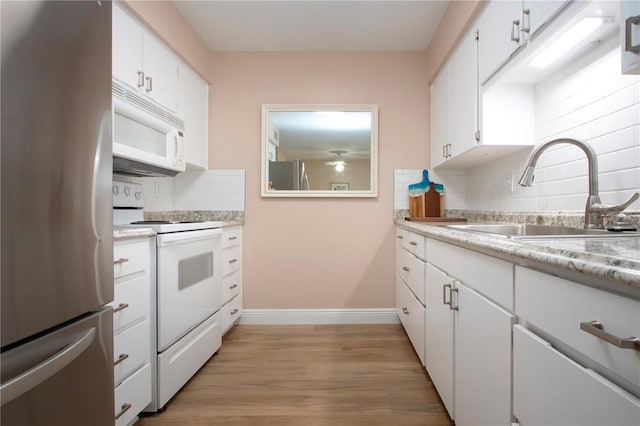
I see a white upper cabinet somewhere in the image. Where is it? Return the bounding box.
[621,0,640,74]
[477,0,568,84]
[178,64,209,170]
[113,2,179,113]
[477,0,523,85]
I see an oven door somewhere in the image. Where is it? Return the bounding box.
[156,229,222,351]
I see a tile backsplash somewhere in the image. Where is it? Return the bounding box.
[447,35,640,213]
[133,169,245,212]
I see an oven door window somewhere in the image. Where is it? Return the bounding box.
[157,230,222,351]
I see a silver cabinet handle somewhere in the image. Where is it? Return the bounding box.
[409,241,418,246]
[450,288,459,311]
[136,71,144,88]
[115,403,132,420]
[580,321,640,351]
[511,19,521,43]
[442,144,447,159]
[0,328,95,406]
[229,283,239,290]
[228,236,238,241]
[113,257,129,265]
[443,284,452,306]
[521,8,531,34]
[231,308,239,315]
[229,258,238,264]
[402,266,409,272]
[113,303,129,313]
[113,353,129,366]
[396,235,404,239]
[626,15,640,54]
[145,76,152,93]
[402,307,409,315]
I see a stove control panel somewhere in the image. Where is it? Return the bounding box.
[113,179,144,209]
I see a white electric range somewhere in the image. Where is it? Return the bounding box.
[113,178,224,411]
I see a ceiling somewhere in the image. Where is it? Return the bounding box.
[172,1,450,52]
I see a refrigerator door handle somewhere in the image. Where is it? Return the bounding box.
[0,328,95,406]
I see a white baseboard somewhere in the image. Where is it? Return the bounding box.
[238,308,400,325]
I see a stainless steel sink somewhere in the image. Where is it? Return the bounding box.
[439,223,640,239]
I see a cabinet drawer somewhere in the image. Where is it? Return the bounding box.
[513,325,640,426]
[403,231,426,261]
[397,247,426,305]
[427,238,513,310]
[396,276,426,365]
[114,239,149,280]
[516,267,640,389]
[114,319,151,386]
[114,362,152,426]
[222,245,241,277]
[222,226,242,249]
[222,295,242,333]
[110,274,150,334]
[222,270,242,305]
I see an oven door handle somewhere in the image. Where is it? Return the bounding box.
[157,229,222,246]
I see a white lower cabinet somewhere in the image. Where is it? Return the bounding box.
[111,237,153,425]
[221,225,243,334]
[454,281,514,426]
[513,325,640,426]
[396,276,426,365]
[420,234,515,426]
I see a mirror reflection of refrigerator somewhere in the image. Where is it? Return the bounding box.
[269,159,310,190]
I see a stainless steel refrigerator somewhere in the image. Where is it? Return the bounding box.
[1,1,114,424]
[269,159,310,190]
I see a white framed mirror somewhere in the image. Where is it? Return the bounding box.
[261,104,378,198]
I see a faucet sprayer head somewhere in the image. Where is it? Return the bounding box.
[518,165,536,187]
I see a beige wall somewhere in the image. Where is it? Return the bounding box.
[210,52,429,309]
[121,0,210,81]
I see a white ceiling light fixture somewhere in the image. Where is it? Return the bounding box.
[529,17,603,69]
[326,150,347,172]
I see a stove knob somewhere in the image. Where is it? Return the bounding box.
[124,186,131,196]
[112,185,119,196]
[134,191,142,200]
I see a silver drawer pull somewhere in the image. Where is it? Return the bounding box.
[229,283,239,290]
[229,258,238,264]
[402,266,409,272]
[396,235,404,239]
[443,284,451,306]
[113,303,129,313]
[580,321,640,351]
[115,403,132,420]
[402,307,409,315]
[228,236,238,241]
[409,241,418,246]
[231,308,239,315]
[113,353,129,366]
[113,257,129,265]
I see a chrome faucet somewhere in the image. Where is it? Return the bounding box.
[518,138,639,229]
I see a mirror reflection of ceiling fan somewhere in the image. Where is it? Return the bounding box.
[325,150,347,171]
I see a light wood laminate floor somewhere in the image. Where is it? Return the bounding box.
[137,324,452,426]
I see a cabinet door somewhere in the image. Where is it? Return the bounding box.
[448,28,479,157]
[524,1,567,37]
[112,3,143,90]
[621,0,640,74]
[513,325,640,426]
[142,30,179,112]
[396,277,426,365]
[179,64,209,169]
[477,0,522,84]
[424,264,454,419]
[430,68,448,168]
[454,282,514,426]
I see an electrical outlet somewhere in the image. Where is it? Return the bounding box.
[503,173,514,193]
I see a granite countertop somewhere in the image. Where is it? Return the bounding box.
[395,219,640,298]
[113,227,156,241]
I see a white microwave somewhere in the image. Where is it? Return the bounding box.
[112,81,185,176]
